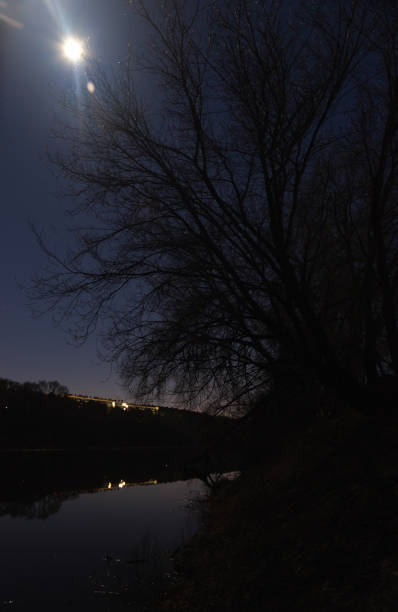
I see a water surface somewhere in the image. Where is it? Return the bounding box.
[0,452,207,610]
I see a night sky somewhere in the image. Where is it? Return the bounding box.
[1,0,146,399]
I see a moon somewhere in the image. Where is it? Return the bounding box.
[63,38,84,62]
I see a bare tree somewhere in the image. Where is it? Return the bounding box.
[32,0,398,414]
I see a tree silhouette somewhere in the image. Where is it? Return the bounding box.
[32,0,398,414]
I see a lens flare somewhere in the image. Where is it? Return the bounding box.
[0,12,24,29]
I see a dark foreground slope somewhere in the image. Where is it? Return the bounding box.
[155,411,398,611]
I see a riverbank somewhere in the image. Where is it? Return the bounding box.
[154,410,398,611]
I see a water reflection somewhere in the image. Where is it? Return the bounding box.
[0,492,78,520]
[0,450,241,610]
[0,470,206,610]
[0,449,238,520]
[0,479,161,520]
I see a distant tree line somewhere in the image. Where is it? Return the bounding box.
[0,377,69,398]
[0,377,234,450]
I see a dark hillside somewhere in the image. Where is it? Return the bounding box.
[0,378,235,451]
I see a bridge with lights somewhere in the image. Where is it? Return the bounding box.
[67,394,159,414]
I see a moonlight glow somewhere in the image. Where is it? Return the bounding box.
[63,38,84,62]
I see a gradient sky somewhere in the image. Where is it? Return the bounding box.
[0,0,149,399]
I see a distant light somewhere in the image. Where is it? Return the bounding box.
[87,81,95,94]
[63,38,84,62]
[108,482,112,489]
[118,480,126,489]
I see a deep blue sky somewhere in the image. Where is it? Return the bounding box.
[0,0,146,399]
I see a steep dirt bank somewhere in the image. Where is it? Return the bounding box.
[154,411,398,611]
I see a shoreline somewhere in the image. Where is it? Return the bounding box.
[152,412,398,611]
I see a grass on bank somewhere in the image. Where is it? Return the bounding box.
[155,410,398,611]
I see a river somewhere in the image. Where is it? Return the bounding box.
[0,449,220,611]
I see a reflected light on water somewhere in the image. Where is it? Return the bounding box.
[106,479,158,491]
